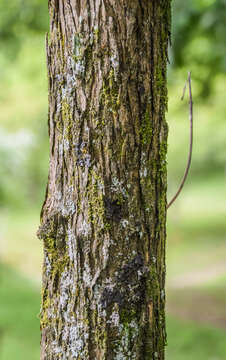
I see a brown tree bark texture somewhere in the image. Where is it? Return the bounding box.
[38,0,171,359]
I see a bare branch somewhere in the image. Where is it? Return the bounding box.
[167,71,193,210]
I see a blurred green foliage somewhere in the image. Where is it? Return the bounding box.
[0,0,49,209]
[0,0,226,210]
[0,0,48,61]
[172,0,226,97]
[0,3,226,359]
[1,0,226,90]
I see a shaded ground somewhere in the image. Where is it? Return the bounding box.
[167,287,226,330]
[168,263,226,289]
[167,263,226,329]
[0,263,40,360]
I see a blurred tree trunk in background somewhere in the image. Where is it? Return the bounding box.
[38,1,171,359]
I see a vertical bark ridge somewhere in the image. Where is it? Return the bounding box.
[38,1,171,359]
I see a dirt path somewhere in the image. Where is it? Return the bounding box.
[167,263,226,329]
[168,262,226,289]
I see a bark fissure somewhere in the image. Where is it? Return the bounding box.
[39,1,171,359]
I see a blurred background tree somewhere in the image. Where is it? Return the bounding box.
[0,1,225,359]
[171,0,226,98]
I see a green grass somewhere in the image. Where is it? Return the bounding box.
[166,173,226,280]
[0,264,40,360]
[0,209,42,283]
[167,316,226,360]
[1,259,226,360]
[0,179,224,359]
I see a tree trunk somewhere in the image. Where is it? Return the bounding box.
[38,1,171,359]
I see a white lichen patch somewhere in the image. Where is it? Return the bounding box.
[55,190,63,202]
[121,219,129,228]
[139,167,147,178]
[64,138,70,152]
[108,307,120,327]
[77,218,91,237]
[62,318,89,359]
[55,271,91,358]
[60,185,76,217]
[59,142,64,156]
[115,319,139,360]
[67,226,76,261]
[62,198,76,217]
[52,341,63,355]
[105,277,115,289]
[83,261,92,287]
[45,254,51,275]
[111,177,127,197]
[68,322,84,358]
[59,269,73,309]
[110,54,119,71]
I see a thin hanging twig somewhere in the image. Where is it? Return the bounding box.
[167,71,193,210]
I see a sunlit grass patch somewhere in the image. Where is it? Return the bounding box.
[0,209,42,283]
[0,263,40,360]
[167,316,226,360]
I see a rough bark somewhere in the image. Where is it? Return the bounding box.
[38,1,171,359]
